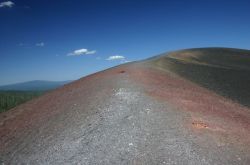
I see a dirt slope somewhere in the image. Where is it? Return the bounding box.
[1,48,250,164]
[149,48,250,107]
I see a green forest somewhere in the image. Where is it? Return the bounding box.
[0,91,44,113]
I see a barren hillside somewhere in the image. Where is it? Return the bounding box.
[1,48,250,164]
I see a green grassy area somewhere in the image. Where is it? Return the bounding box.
[0,91,44,113]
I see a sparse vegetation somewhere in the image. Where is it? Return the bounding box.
[0,91,44,113]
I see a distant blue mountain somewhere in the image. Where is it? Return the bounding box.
[0,80,73,91]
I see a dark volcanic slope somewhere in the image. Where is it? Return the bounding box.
[1,48,250,164]
[150,48,250,107]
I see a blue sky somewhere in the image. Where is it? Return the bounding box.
[0,0,250,85]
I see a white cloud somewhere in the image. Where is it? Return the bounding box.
[67,48,96,56]
[106,55,125,61]
[85,50,96,55]
[0,1,14,8]
[36,42,45,47]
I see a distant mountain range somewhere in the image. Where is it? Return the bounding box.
[0,80,73,91]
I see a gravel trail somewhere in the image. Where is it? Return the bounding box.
[0,62,249,164]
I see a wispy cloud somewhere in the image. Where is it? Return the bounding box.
[106,55,131,63]
[0,1,14,8]
[36,42,45,47]
[67,48,96,56]
[106,55,125,61]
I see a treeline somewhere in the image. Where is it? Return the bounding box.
[0,91,44,113]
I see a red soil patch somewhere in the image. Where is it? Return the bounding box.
[127,64,250,147]
[119,70,126,73]
[0,65,127,151]
[192,121,209,129]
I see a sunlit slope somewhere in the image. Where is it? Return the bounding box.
[1,48,250,164]
[148,48,250,107]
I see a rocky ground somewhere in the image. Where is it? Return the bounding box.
[1,48,250,164]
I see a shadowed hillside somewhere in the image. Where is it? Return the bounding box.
[149,48,250,107]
